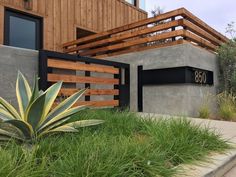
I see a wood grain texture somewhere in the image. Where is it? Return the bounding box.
[79,30,185,56]
[64,20,183,53]
[75,100,119,107]
[0,0,147,51]
[63,7,228,58]
[48,59,119,74]
[48,73,119,85]
[54,100,119,107]
[62,8,184,48]
[59,88,119,96]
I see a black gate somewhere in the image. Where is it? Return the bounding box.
[39,50,130,109]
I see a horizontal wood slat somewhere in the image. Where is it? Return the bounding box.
[62,8,185,47]
[95,40,186,59]
[183,31,217,50]
[80,30,185,56]
[48,59,119,74]
[182,20,223,45]
[62,8,228,58]
[75,100,119,107]
[59,88,119,96]
[64,19,183,53]
[182,9,228,42]
[54,100,119,107]
[48,74,119,85]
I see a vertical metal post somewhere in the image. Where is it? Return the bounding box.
[84,61,91,101]
[171,17,176,41]
[137,65,143,112]
[38,50,49,91]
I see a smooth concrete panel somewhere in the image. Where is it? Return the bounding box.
[107,43,219,117]
[0,45,38,106]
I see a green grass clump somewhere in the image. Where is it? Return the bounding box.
[198,105,210,118]
[217,92,236,121]
[0,109,230,177]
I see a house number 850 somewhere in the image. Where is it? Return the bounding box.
[194,70,207,84]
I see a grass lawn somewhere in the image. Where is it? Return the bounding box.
[0,109,230,177]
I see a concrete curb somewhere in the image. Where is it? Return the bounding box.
[204,150,236,177]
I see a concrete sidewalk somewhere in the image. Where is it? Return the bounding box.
[139,113,236,177]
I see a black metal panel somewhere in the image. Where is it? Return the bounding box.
[138,66,143,112]
[40,50,129,68]
[85,61,91,101]
[141,66,214,86]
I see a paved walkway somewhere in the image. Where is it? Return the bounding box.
[224,166,236,177]
[139,113,236,177]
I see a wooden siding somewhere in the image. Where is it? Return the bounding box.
[0,0,147,51]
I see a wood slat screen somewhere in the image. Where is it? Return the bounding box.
[62,8,228,58]
[39,50,130,108]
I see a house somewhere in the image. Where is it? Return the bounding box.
[0,0,230,117]
[0,0,147,51]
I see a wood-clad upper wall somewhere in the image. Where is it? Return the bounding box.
[0,0,147,51]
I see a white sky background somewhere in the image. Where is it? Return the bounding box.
[145,0,236,37]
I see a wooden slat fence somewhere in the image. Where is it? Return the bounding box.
[62,8,228,58]
[39,50,130,108]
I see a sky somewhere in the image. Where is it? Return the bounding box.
[145,0,236,37]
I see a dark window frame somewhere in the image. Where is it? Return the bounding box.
[4,8,43,50]
[125,0,137,7]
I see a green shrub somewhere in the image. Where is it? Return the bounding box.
[217,23,236,94]
[217,92,236,120]
[198,93,212,119]
[198,105,210,119]
[0,72,103,144]
[219,103,235,120]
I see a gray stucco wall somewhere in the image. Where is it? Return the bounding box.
[107,43,219,117]
[0,45,38,106]
[0,44,219,117]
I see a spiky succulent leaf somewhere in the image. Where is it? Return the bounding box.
[28,76,40,106]
[0,128,23,141]
[0,97,21,120]
[49,125,79,133]
[0,136,12,141]
[16,71,32,118]
[0,72,104,143]
[41,82,62,122]
[4,120,33,139]
[26,93,46,130]
[39,125,79,137]
[44,89,86,124]
[0,106,14,121]
[65,120,105,128]
[38,106,86,133]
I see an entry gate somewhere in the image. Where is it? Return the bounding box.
[39,50,130,109]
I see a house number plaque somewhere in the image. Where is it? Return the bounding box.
[139,66,214,86]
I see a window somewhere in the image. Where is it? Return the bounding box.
[125,0,137,6]
[77,27,95,39]
[4,9,42,50]
[139,0,145,10]
[125,0,145,10]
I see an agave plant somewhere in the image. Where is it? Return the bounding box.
[0,72,104,143]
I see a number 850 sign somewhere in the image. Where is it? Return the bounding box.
[194,70,207,84]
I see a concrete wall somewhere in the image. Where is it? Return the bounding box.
[107,43,219,117]
[0,45,38,106]
[0,44,219,117]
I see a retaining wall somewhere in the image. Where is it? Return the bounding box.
[0,44,219,117]
[107,43,219,117]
